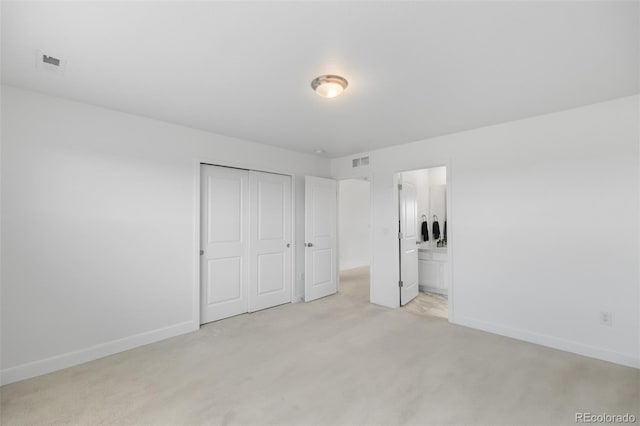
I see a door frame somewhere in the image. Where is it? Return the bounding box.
[193,159,296,328]
[336,177,374,303]
[393,161,454,321]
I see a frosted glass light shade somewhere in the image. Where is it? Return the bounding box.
[311,75,348,98]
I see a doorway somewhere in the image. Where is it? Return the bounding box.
[338,178,371,303]
[397,167,449,319]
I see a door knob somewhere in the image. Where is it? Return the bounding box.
[286,243,291,248]
[306,243,313,247]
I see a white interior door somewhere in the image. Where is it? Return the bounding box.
[200,165,249,323]
[399,179,419,305]
[304,176,337,302]
[248,171,292,312]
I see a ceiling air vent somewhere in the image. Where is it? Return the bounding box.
[352,156,370,168]
[36,50,66,75]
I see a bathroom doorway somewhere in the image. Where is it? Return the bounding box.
[338,178,371,304]
[397,166,449,319]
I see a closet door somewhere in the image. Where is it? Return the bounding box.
[200,165,249,324]
[248,171,292,312]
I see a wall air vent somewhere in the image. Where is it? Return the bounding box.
[36,50,66,75]
[42,55,60,66]
[352,156,370,168]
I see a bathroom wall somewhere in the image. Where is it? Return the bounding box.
[428,167,447,241]
[401,167,446,246]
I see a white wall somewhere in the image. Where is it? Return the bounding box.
[332,95,640,368]
[338,179,370,270]
[428,167,446,186]
[402,167,447,247]
[428,167,447,243]
[0,85,330,384]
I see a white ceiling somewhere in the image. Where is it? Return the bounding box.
[2,1,638,158]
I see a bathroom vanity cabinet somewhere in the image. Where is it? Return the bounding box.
[418,248,448,295]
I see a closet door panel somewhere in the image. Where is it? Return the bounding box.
[248,171,292,312]
[200,165,249,324]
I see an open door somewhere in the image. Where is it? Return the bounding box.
[399,179,419,305]
[304,176,337,302]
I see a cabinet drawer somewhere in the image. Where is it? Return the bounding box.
[418,251,432,261]
[432,252,448,262]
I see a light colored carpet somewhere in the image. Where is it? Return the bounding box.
[1,267,638,425]
[338,265,371,302]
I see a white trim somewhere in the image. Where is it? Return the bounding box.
[445,161,454,322]
[194,160,297,324]
[391,173,401,308]
[453,315,640,369]
[192,162,202,329]
[327,156,374,304]
[368,174,375,304]
[0,321,196,386]
[336,181,340,290]
[290,177,298,303]
[393,162,453,316]
[335,177,372,301]
[419,285,448,296]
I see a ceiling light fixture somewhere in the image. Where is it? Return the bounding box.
[311,75,348,98]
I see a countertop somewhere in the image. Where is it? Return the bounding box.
[418,245,448,254]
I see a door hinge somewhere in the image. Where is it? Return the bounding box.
[398,231,403,239]
[398,183,403,190]
[200,250,204,256]
[398,280,404,288]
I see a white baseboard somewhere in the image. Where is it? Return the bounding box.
[419,285,448,296]
[453,315,640,369]
[0,321,197,386]
[339,262,369,272]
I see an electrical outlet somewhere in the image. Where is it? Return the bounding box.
[600,311,613,327]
